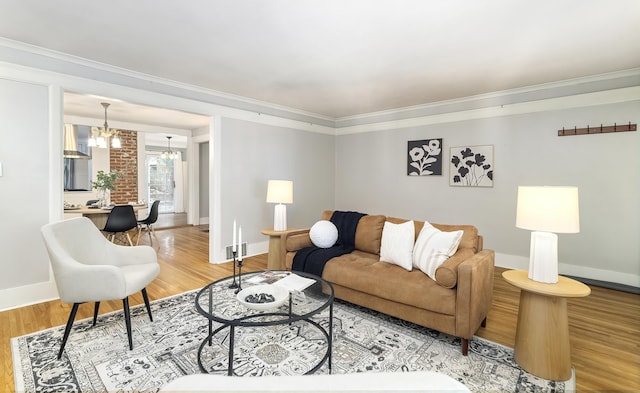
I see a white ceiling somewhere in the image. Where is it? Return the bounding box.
[1,0,639,125]
[63,92,212,131]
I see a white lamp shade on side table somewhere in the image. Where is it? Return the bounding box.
[516,186,580,283]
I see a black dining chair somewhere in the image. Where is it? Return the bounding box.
[136,200,160,245]
[102,205,139,246]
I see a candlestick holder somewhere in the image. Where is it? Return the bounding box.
[234,258,244,294]
[228,251,238,289]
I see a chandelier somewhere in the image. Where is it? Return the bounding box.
[161,136,178,160]
[89,102,121,149]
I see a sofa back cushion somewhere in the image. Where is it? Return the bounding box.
[386,217,480,288]
[385,217,479,253]
[432,223,479,252]
[322,211,386,255]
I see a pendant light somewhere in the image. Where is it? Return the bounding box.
[161,136,178,160]
[88,102,121,149]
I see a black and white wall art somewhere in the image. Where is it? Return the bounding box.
[407,138,443,176]
[450,145,494,187]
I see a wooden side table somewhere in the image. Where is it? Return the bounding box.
[261,228,297,270]
[502,269,590,380]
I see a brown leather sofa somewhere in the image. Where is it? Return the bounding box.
[282,211,495,355]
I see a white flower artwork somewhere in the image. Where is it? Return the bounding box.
[407,138,443,176]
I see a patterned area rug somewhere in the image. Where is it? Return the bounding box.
[12,290,571,392]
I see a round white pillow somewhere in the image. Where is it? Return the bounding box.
[309,220,338,248]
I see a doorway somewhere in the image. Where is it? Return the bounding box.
[146,153,176,213]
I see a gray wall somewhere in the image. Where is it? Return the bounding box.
[199,141,209,220]
[219,118,335,251]
[0,79,50,290]
[335,100,640,285]
[0,43,637,310]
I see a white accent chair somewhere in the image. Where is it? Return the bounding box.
[41,217,160,359]
[160,371,471,392]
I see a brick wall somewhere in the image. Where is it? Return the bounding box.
[110,130,138,204]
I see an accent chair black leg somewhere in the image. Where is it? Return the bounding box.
[141,288,153,321]
[58,303,80,360]
[461,338,469,356]
[123,297,133,350]
[93,302,100,326]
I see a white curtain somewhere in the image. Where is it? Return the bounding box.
[173,151,185,213]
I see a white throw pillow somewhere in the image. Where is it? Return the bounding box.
[412,222,463,280]
[379,221,415,271]
[309,220,338,248]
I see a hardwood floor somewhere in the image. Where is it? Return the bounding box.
[1,226,638,392]
[153,212,189,229]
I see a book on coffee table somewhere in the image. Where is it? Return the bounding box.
[273,273,315,292]
[245,271,288,285]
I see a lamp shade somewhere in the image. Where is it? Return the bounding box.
[516,186,580,233]
[266,180,293,204]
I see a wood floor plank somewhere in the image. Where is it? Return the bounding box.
[1,225,638,392]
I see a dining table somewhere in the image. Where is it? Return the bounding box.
[64,204,148,230]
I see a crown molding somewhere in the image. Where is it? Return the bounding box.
[1,37,638,135]
[335,68,640,129]
[336,85,640,135]
[0,37,336,127]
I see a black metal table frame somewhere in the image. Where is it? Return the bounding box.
[194,270,334,376]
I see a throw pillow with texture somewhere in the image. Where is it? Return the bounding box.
[379,220,415,271]
[413,221,463,280]
[309,220,338,248]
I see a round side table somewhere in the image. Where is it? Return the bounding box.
[261,228,298,270]
[502,269,590,381]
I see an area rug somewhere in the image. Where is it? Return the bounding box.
[12,290,571,392]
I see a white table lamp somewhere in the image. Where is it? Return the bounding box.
[266,180,293,231]
[516,186,580,283]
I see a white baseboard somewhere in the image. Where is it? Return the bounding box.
[210,240,269,264]
[248,240,269,260]
[0,279,59,312]
[495,252,640,288]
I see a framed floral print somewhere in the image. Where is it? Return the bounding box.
[407,138,443,176]
[450,145,494,187]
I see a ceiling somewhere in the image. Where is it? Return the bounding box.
[64,92,211,132]
[1,0,639,126]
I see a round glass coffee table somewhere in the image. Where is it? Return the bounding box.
[195,270,334,376]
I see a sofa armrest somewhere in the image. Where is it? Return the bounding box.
[454,249,495,339]
[283,229,312,251]
[280,229,312,263]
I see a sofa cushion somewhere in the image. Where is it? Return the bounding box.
[386,217,479,253]
[432,223,479,252]
[323,211,386,255]
[379,220,414,271]
[412,222,463,280]
[354,214,386,254]
[322,254,456,316]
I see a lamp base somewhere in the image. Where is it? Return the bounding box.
[273,204,287,231]
[528,231,558,283]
